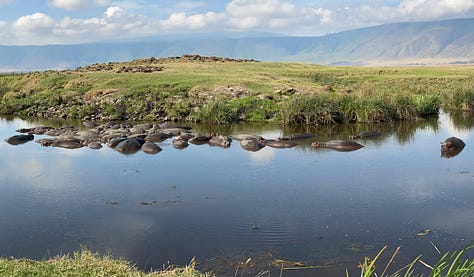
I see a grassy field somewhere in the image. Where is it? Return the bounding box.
[0,55,473,124]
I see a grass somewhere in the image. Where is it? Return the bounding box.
[355,243,474,277]
[0,56,473,124]
[0,248,209,277]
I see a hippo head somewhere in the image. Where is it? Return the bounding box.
[310,142,320,148]
[440,137,465,158]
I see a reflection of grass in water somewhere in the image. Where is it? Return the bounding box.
[355,244,474,277]
[448,111,474,130]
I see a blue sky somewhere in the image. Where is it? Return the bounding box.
[1,0,473,45]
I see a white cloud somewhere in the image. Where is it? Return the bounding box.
[1,0,474,45]
[399,0,474,18]
[12,13,55,39]
[48,0,109,11]
[0,0,13,4]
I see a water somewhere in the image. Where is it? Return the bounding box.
[0,112,474,276]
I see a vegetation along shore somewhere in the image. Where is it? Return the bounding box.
[1,55,473,125]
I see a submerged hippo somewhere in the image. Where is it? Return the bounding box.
[441,137,465,158]
[5,134,34,145]
[263,139,297,149]
[114,137,145,154]
[209,134,232,148]
[145,132,172,142]
[188,133,212,145]
[53,139,84,149]
[231,134,264,141]
[240,139,265,152]
[141,141,162,154]
[278,133,314,141]
[311,140,364,152]
[349,131,381,139]
[172,137,189,149]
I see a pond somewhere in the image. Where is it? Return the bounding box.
[0,112,473,276]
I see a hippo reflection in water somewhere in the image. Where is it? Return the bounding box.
[5,134,34,145]
[311,140,364,152]
[349,131,381,139]
[441,137,465,158]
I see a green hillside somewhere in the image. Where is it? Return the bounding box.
[1,55,473,125]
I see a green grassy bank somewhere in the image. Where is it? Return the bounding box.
[0,56,473,124]
[1,245,474,277]
[0,248,208,277]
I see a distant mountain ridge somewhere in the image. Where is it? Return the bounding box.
[1,17,473,71]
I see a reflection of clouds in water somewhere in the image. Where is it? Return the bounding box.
[247,130,281,164]
[248,146,276,164]
[0,147,77,191]
[444,122,471,140]
[429,209,474,234]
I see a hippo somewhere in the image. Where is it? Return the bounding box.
[278,133,315,141]
[349,131,381,139]
[53,139,84,149]
[87,141,103,150]
[311,140,364,152]
[106,137,128,148]
[263,139,297,149]
[172,137,189,149]
[240,139,265,152]
[188,133,212,145]
[35,138,56,147]
[441,137,465,158]
[5,134,34,145]
[145,132,173,142]
[16,126,54,135]
[114,137,145,154]
[230,134,264,141]
[209,134,232,148]
[141,141,162,154]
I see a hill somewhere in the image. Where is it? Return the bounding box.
[0,18,473,71]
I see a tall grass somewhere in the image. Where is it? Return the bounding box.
[443,83,474,111]
[281,92,440,126]
[280,93,342,125]
[354,244,474,277]
[196,99,235,124]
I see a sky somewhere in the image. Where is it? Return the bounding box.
[0,0,473,45]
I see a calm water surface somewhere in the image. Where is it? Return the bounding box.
[1,112,474,276]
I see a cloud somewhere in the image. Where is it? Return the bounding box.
[399,0,474,18]
[1,0,474,45]
[12,13,56,41]
[0,0,13,4]
[48,0,109,11]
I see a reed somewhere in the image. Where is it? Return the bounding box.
[280,93,342,126]
[354,244,474,277]
[196,99,235,124]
